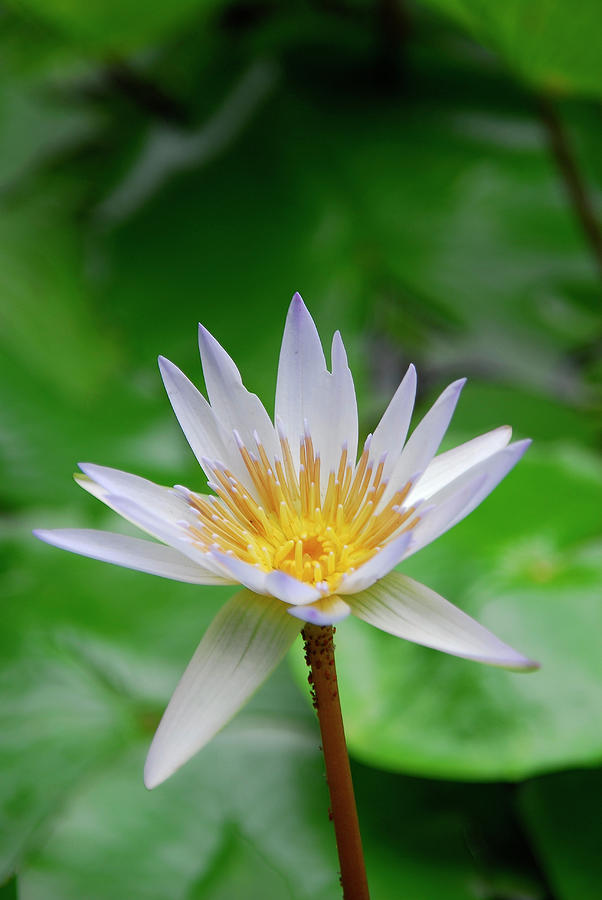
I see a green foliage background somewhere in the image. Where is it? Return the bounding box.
[1,1,601,897]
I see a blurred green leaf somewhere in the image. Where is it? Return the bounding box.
[520,770,602,899]
[416,0,602,96]
[443,382,599,447]
[16,723,341,900]
[356,768,547,900]
[0,646,137,882]
[94,82,597,427]
[292,447,602,779]
[0,81,98,190]
[0,189,118,401]
[4,0,224,54]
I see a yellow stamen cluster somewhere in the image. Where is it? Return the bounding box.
[186,431,418,594]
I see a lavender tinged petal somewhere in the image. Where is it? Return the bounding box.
[349,571,539,671]
[144,590,302,788]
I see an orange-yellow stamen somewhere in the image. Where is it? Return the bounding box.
[186,434,419,594]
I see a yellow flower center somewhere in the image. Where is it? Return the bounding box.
[186,431,418,594]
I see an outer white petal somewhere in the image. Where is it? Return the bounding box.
[75,472,226,578]
[78,464,192,528]
[439,439,531,529]
[288,595,351,625]
[337,531,413,595]
[76,472,119,508]
[403,474,488,559]
[144,590,302,788]
[406,440,531,557]
[205,550,269,594]
[410,425,512,502]
[198,324,279,462]
[158,356,254,492]
[102,495,229,578]
[382,379,466,506]
[369,364,417,482]
[33,529,229,584]
[348,571,538,670]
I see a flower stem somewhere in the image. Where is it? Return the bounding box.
[302,623,370,900]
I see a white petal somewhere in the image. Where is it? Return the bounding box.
[76,472,114,505]
[264,570,323,605]
[144,590,302,788]
[275,297,359,489]
[410,425,512,502]
[207,551,321,605]
[95,493,228,578]
[369,364,417,482]
[76,469,224,573]
[76,472,224,576]
[273,296,330,477]
[403,473,488,558]
[337,531,413,595]
[382,379,465,506]
[198,324,279,462]
[205,550,269,594]
[78,464,191,528]
[158,357,254,491]
[275,293,326,468]
[288,595,351,625]
[440,439,531,529]
[406,440,531,557]
[329,330,358,475]
[75,471,198,546]
[33,529,229,584]
[348,571,538,670]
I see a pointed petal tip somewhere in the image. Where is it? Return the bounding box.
[404,362,417,384]
[505,655,540,673]
[143,758,166,790]
[197,321,212,348]
[506,438,532,464]
[157,355,178,384]
[77,461,110,483]
[197,322,222,356]
[288,291,311,321]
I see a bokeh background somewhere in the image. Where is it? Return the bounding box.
[1,1,601,898]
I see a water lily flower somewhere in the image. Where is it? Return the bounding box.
[35,293,537,789]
